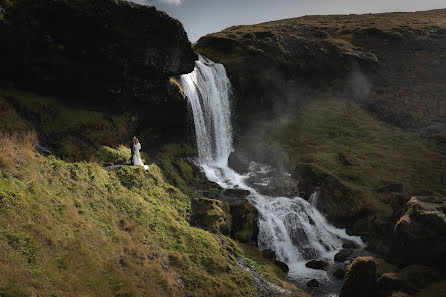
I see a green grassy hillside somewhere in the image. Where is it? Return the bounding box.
[0,90,307,297]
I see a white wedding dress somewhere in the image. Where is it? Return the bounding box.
[133,143,149,170]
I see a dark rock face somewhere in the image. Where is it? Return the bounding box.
[340,256,377,297]
[274,260,289,273]
[334,250,353,262]
[393,196,446,267]
[0,0,197,104]
[305,260,328,270]
[306,279,319,288]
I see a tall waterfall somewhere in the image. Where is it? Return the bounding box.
[180,55,364,296]
[179,55,233,164]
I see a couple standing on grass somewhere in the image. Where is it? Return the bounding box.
[130,136,149,170]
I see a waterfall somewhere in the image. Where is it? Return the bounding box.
[179,55,233,164]
[180,55,364,296]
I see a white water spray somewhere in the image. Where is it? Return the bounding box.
[180,55,364,295]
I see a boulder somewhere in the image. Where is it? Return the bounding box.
[274,260,289,273]
[305,260,328,270]
[340,256,377,297]
[230,199,258,243]
[334,249,353,262]
[377,265,439,294]
[261,249,276,261]
[246,172,298,198]
[342,240,359,249]
[334,268,346,279]
[307,279,319,288]
[393,196,446,267]
[228,151,250,174]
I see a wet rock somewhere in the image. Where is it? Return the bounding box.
[342,240,359,249]
[340,256,377,297]
[274,260,289,273]
[246,170,298,198]
[261,249,276,261]
[222,189,251,199]
[230,199,258,243]
[334,249,353,262]
[228,151,250,174]
[334,268,346,279]
[393,196,446,267]
[378,183,403,193]
[307,279,319,288]
[305,260,328,270]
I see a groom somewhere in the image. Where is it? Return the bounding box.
[129,136,137,164]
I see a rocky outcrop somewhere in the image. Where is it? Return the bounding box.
[292,164,369,224]
[0,0,197,104]
[340,256,377,297]
[393,196,446,267]
[230,199,259,243]
[377,265,439,296]
[191,198,231,235]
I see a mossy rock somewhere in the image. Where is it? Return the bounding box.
[191,198,231,235]
[230,200,258,243]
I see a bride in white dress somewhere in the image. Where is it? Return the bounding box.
[133,138,149,170]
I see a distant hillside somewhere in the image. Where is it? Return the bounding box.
[195,9,446,264]
[196,9,446,130]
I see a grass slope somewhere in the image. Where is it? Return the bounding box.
[0,90,305,297]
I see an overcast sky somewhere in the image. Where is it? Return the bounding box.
[132,0,445,42]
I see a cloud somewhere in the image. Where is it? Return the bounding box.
[156,0,183,5]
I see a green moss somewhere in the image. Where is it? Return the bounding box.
[97,145,131,165]
[0,152,265,296]
[0,89,134,161]
[155,143,199,196]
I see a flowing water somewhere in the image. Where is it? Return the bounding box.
[180,55,364,296]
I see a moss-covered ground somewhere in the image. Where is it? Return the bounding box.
[0,89,135,162]
[0,90,305,297]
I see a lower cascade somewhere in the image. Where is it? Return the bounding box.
[180,55,364,296]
